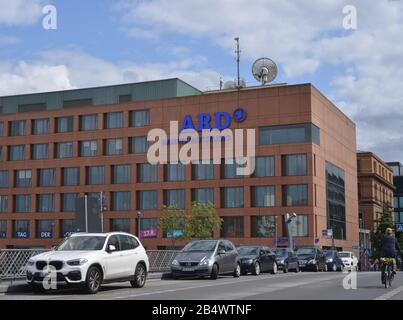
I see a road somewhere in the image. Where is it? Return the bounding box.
[1,271,403,300]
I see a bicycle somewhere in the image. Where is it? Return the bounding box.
[380,257,395,289]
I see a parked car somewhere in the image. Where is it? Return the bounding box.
[171,240,241,280]
[323,250,344,272]
[237,246,277,275]
[26,232,149,294]
[273,247,300,273]
[338,251,359,271]
[295,247,327,272]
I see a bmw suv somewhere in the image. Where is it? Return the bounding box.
[26,232,149,294]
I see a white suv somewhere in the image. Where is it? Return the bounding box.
[26,232,149,294]
[339,251,359,271]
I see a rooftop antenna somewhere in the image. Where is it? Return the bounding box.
[252,57,278,85]
[234,37,241,88]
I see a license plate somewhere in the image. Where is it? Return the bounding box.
[299,263,306,267]
[182,267,194,272]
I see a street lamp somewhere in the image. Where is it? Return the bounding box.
[137,211,142,239]
[285,213,297,250]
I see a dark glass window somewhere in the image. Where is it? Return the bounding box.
[111,219,131,233]
[165,189,185,208]
[56,116,73,133]
[112,192,131,211]
[105,138,123,155]
[13,220,30,238]
[0,196,8,213]
[137,190,157,210]
[32,143,48,160]
[9,145,25,161]
[252,186,275,207]
[80,140,97,157]
[260,123,320,145]
[62,167,80,186]
[62,193,79,212]
[130,110,150,127]
[15,170,32,187]
[222,159,244,179]
[282,154,307,176]
[193,188,214,204]
[251,216,276,237]
[112,164,131,184]
[130,136,148,154]
[32,119,49,135]
[326,161,346,240]
[61,220,76,237]
[0,122,3,136]
[222,187,244,208]
[253,156,275,177]
[80,114,98,131]
[119,94,132,103]
[140,218,158,238]
[282,185,308,206]
[165,163,185,181]
[0,171,8,188]
[38,169,56,187]
[137,163,158,183]
[87,166,105,185]
[36,220,54,239]
[15,195,31,213]
[221,217,244,238]
[56,142,73,158]
[105,112,124,129]
[192,161,214,180]
[0,220,6,238]
[10,120,26,136]
[37,194,55,212]
[18,103,46,112]
[64,99,92,108]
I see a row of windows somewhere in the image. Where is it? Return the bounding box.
[0,110,150,137]
[394,197,403,209]
[0,185,309,213]
[0,214,309,239]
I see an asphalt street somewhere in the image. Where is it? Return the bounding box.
[1,271,403,300]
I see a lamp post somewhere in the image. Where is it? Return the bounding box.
[285,213,297,250]
[137,211,141,239]
[274,215,278,248]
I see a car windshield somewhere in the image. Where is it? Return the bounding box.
[57,236,106,251]
[296,248,316,255]
[339,252,351,258]
[274,249,288,256]
[237,247,259,256]
[325,251,334,257]
[182,241,217,252]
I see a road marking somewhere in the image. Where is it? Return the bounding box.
[374,285,403,300]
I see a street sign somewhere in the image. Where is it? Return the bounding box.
[276,237,288,244]
[352,245,361,250]
[364,249,372,257]
[322,229,333,237]
[314,238,320,244]
[396,224,403,233]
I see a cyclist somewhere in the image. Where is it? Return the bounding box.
[380,228,401,281]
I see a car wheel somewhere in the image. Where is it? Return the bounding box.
[131,263,147,288]
[314,264,319,272]
[332,263,337,272]
[233,263,241,278]
[283,264,289,273]
[211,264,219,280]
[324,264,328,272]
[252,262,261,276]
[295,264,300,273]
[85,266,102,294]
[270,262,278,275]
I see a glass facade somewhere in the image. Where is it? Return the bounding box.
[0,196,8,213]
[38,169,56,187]
[56,142,73,158]
[80,140,97,157]
[140,218,158,238]
[111,219,131,233]
[222,159,244,179]
[15,170,32,188]
[282,154,307,176]
[137,190,157,210]
[193,188,214,204]
[80,114,98,131]
[326,161,346,240]
[37,220,54,239]
[131,110,150,127]
[9,145,25,161]
[137,163,158,183]
[112,192,131,211]
[222,187,244,208]
[165,163,185,181]
[192,161,214,180]
[15,195,31,213]
[165,189,185,208]
[260,123,320,145]
[10,120,26,136]
[130,136,148,154]
[221,217,244,238]
[87,166,105,185]
[282,185,308,206]
[32,119,49,135]
[251,216,276,237]
[37,194,55,212]
[0,171,8,188]
[32,143,48,160]
[105,138,123,155]
[105,112,124,129]
[62,167,80,186]
[112,164,131,184]
[56,116,73,133]
[61,220,76,237]
[252,186,275,207]
[253,156,275,177]
[62,193,79,212]
[13,220,30,238]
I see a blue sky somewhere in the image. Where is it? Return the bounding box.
[0,0,403,162]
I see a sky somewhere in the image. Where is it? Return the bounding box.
[0,0,402,162]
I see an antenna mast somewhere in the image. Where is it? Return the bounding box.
[234,37,241,88]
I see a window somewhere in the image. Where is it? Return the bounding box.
[80,114,98,131]
[282,185,308,206]
[253,156,275,177]
[9,145,25,161]
[105,138,123,155]
[0,122,3,136]
[130,136,148,154]
[111,219,130,233]
[13,220,30,238]
[165,163,185,181]
[64,98,92,108]
[221,217,244,238]
[62,167,80,186]
[105,112,124,129]
[400,197,403,208]
[14,195,31,213]
[140,218,158,238]
[56,116,73,133]
[38,169,56,187]
[119,94,132,103]
[112,192,131,211]
[36,220,54,239]
[282,154,307,176]
[137,163,158,183]
[112,164,131,184]
[18,103,46,112]
[10,120,26,136]
[137,190,157,210]
[0,196,8,213]
[119,235,139,250]
[222,159,244,179]
[62,193,79,212]
[251,216,276,237]
[192,161,214,180]
[165,189,185,208]
[252,186,275,207]
[56,142,73,158]
[193,188,214,204]
[0,220,6,238]
[37,194,55,212]
[32,143,48,160]
[0,171,8,188]
[87,166,105,185]
[61,220,76,237]
[0,146,2,161]
[15,170,32,187]
[80,140,97,157]
[130,110,150,127]
[288,215,308,237]
[222,187,244,208]
[32,119,49,135]
[260,123,320,145]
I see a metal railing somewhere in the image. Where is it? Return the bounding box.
[0,249,180,280]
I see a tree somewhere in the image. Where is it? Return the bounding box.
[158,205,187,249]
[185,202,223,239]
[371,206,395,259]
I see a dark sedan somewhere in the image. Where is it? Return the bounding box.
[237,246,277,275]
[273,248,300,273]
[295,247,327,272]
[324,250,344,272]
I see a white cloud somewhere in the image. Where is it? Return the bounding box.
[0,0,43,26]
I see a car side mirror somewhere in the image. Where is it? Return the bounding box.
[260,251,265,256]
[107,244,117,253]
[218,249,226,255]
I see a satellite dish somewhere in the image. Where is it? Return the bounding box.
[252,57,278,85]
